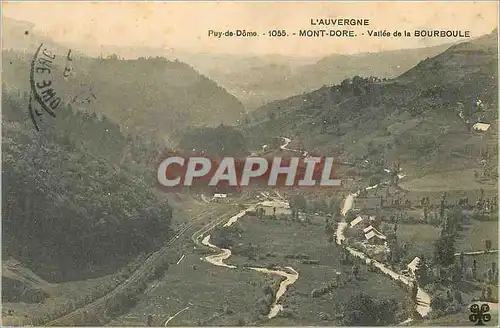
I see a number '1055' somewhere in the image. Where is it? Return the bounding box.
[269,30,287,37]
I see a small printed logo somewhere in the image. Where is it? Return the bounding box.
[469,303,491,326]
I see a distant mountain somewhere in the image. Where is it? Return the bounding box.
[295,43,454,90]
[2,18,246,140]
[3,18,455,113]
[241,31,498,176]
[184,44,453,109]
[178,53,319,110]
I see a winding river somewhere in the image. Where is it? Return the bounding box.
[199,203,299,319]
[198,139,301,319]
[198,137,429,321]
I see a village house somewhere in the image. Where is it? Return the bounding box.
[406,257,422,279]
[364,230,387,245]
[363,225,387,245]
[473,122,491,132]
[212,193,227,203]
[349,216,364,228]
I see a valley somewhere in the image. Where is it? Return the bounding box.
[1,10,498,328]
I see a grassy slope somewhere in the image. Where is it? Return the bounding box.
[116,214,410,326]
[241,32,498,179]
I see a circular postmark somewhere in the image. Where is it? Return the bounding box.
[29,43,96,130]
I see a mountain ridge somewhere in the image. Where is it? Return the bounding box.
[2,17,246,140]
[240,30,498,178]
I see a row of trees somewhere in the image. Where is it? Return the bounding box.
[289,194,341,215]
[27,256,147,325]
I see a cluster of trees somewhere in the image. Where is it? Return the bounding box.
[28,256,145,325]
[210,225,244,249]
[253,277,282,318]
[341,293,408,326]
[2,88,173,282]
[93,254,170,325]
[289,194,340,215]
[425,191,498,315]
[311,278,340,298]
[177,124,248,157]
[397,133,439,159]
[2,278,48,303]
[382,191,497,318]
[429,287,463,319]
[339,76,385,98]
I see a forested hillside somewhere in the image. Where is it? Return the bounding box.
[176,124,248,157]
[190,44,451,109]
[2,87,173,282]
[2,17,246,140]
[3,50,245,140]
[241,31,498,177]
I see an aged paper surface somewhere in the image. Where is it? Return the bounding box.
[1,1,498,326]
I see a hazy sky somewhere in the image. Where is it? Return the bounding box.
[3,1,498,56]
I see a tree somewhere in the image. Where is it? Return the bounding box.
[351,265,359,280]
[440,193,446,219]
[325,221,334,234]
[413,255,429,285]
[2,90,174,283]
[459,252,466,279]
[485,239,492,252]
[312,198,328,213]
[340,79,352,94]
[345,209,356,224]
[290,194,307,212]
[329,199,340,215]
[146,315,154,326]
[369,175,382,187]
[342,293,399,326]
[434,233,456,266]
[107,53,119,60]
[411,281,418,301]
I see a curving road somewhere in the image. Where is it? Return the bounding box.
[336,184,432,319]
[251,266,299,318]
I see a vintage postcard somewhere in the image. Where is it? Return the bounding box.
[1,1,498,326]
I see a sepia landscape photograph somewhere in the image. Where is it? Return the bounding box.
[1,1,499,326]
